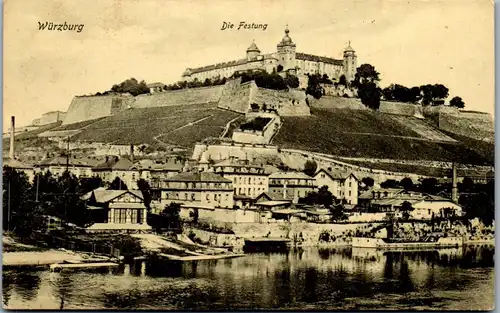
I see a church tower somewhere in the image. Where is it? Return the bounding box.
[343,41,357,83]
[277,25,296,72]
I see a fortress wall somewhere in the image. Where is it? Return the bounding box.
[39,111,66,125]
[192,143,279,162]
[134,85,225,108]
[312,96,367,110]
[218,78,253,113]
[379,101,423,117]
[438,111,494,142]
[252,87,311,116]
[63,95,131,125]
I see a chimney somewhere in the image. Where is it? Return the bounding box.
[130,145,134,164]
[9,116,15,159]
[451,162,458,203]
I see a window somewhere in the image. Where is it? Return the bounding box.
[175,193,179,200]
[191,193,196,201]
[131,209,138,224]
[349,191,351,196]
[206,194,210,200]
[114,209,127,224]
[185,193,188,200]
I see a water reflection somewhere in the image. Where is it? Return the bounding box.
[2,245,494,310]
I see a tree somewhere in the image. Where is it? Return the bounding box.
[110,78,149,96]
[306,74,323,99]
[338,75,347,87]
[79,177,103,194]
[189,208,199,223]
[277,65,283,72]
[161,202,182,232]
[460,176,474,193]
[303,160,318,177]
[109,177,128,190]
[353,64,380,86]
[357,82,381,110]
[299,186,335,208]
[449,96,465,108]
[352,64,382,110]
[380,179,400,189]
[137,179,152,212]
[400,177,414,191]
[3,167,41,235]
[400,201,413,220]
[284,73,300,88]
[361,177,375,189]
[420,178,438,194]
[420,84,449,105]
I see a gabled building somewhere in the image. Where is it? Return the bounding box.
[92,156,139,188]
[3,158,35,182]
[208,157,269,198]
[38,156,99,178]
[160,171,234,209]
[314,168,359,205]
[82,188,151,231]
[268,171,316,204]
[138,157,184,186]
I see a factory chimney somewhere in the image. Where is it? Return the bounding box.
[451,162,458,203]
[9,116,15,159]
[129,145,134,164]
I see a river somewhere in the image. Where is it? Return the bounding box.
[2,245,494,311]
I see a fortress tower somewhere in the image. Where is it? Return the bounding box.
[246,40,261,61]
[277,26,297,73]
[343,41,357,83]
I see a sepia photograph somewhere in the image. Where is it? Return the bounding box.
[2,0,495,310]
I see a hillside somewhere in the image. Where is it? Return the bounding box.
[272,107,491,165]
[71,103,241,146]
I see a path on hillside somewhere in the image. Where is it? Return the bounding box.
[153,114,214,145]
[220,116,242,138]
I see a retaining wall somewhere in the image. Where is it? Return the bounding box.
[63,95,133,125]
[134,85,224,108]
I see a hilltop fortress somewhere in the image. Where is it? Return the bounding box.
[181,26,357,88]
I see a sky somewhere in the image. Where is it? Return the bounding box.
[3,0,494,131]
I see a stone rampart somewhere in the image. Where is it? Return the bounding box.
[252,88,311,116]
[379,101,424,118]
[134,85,224,108]
[39,111,66,125]
[63,95,132,125]
[218,79,254,113]
[438,111,494,142]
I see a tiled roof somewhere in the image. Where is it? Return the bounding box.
[165,171,231,183]
[3,158,34,169]
[358,188,404,200]
[147,82,165,88]
[82,189,144,203]
[296,52,343,66]
[269,171,315,180]
[93,157,134,171]
[137,159,183,171]
[189,58,249,74]
[38,156,95,167]
[315,168,355,181]
[213,158,265,169]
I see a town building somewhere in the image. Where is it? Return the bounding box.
[268,171,316,203]
[82,188,151,231]
[182,26,357,86]
[138,157,184,186]
[37,156,99,178]
[159,171,234,209]
[314,168,359,205]
[146,82,165,94]
[92,156,139,188]
[3,158,36,182]
[208,157,269,198]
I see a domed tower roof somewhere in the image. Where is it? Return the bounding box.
[246,40,261,53]
[344,41,355,53]
[278,25,296,47]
